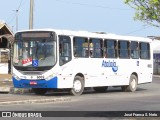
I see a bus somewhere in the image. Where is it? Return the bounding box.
[12,29,153,95]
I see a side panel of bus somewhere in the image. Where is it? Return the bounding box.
[57,35,153,88]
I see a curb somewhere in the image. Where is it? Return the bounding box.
[0,87,71,106]
[153,75,160,78]
[0,87,11,92]
[0,97,71,106]
[9,87,32,94]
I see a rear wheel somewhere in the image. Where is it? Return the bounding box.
[32,88,48,95]
[70,76,84,96]
[93,86,108,93]
[121,74,137,92]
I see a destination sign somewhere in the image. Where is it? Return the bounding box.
[21,32,51,38]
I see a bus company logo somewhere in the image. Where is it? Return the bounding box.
[102,60,118,72]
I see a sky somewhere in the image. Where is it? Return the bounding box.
[0,0,160,37]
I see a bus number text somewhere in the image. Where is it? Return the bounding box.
[37,75,44,79]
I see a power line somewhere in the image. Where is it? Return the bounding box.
[124,25,151,35]
[7,15,16,25]
[7,0,24,26]
[55,0,131,11]
[18,0,24,10]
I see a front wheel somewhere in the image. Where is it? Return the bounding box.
[121,74,138,92]
[70,76,84,96]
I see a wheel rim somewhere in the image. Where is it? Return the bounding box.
[131,78,136,89]
[73,80,82,92]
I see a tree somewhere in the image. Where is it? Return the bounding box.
[124,0,160,27]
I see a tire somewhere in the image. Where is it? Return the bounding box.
[93,86,108,93]
[121,74,137,92]
[70,76,84,96]
[32,88,48,95]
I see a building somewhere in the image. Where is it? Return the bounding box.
[152,37,160,75]
[0,20,14,74]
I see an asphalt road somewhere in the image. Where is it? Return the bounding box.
[0,76,160,120]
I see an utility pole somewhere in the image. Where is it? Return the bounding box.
[13,10,19,31]
[29,0,34,29]
[16,10,19,31]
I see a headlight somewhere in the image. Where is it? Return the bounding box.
[46,74,55,81]
[13,73,21,80]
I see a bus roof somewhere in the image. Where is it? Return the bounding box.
[16,28,152,43]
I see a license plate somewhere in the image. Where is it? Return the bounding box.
[30,81,37,85]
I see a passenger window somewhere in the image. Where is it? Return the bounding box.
[89,38,103,58]
[104,39,117,58]
[73,37,89,58]
[131,41,139,59]
[59,35,72,66]
[118,41,130,58]
[140,42,150,59]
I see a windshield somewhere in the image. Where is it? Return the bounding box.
[13,32,56,71]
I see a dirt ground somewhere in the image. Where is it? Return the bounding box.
[0,74,12,79]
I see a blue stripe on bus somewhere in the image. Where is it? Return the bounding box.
[12,76,58,88]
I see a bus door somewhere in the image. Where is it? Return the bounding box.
[138,42,152,83]
[0,49,9,74]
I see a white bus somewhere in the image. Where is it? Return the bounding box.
[12,29,153,95]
